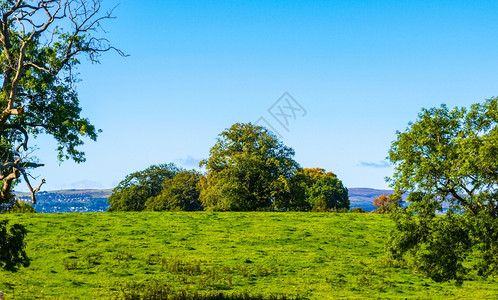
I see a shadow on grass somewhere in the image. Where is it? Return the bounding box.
[120,282,304,300]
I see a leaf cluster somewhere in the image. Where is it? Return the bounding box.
[144,170,203,212]
[290,168,349,211]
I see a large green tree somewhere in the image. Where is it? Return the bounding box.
[108,163,181,211]
[200,123,299,211]
[144,170,203,211]
[0,0,123,205]
[0,0,122,272]
[387,97,498,282]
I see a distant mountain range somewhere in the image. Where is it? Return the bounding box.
[14,187,392,213]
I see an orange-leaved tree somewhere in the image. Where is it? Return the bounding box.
[372,194,401,213]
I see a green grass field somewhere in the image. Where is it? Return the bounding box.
[1,212,497,299]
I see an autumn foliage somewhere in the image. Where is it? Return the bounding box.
[372,194,400,214]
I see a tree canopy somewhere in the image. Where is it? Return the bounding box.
[108,163,181,212]
[144,170,203,212]
[387,97,498,282]
[199,123,300,211]
[389,99,498,217]
[290,168,349,211]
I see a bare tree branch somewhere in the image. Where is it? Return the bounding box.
[20,167,45,203]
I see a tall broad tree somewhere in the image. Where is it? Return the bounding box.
[0,0,124,206]
[0,0,122,272]
[387,97,498,282]
[200,123,300,211]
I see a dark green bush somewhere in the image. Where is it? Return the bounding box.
[349,207,365,213]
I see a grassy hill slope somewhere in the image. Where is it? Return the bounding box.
[1,213,496,299]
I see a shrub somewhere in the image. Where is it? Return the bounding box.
[350,207,365,213]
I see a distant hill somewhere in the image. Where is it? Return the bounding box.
[348,188,393,211]
[14,187,392,213]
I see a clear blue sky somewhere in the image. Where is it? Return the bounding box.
[20,0,498,192]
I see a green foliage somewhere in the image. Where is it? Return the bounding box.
[387,204,473,283]
[200,123,299,211]
[387,97,498,282]
[389,97,498,216]
[108,163,181,211]
[145,170,203,211]
[0,219,29,271]
[470,212,498,277]
[290,168,349,211]
[349,207,365,213]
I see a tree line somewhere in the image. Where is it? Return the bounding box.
[107,123,350,212]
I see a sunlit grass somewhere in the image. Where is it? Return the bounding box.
[1,212,496,299]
